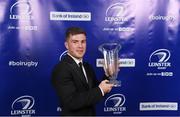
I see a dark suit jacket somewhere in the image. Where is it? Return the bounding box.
[51,55,104,116]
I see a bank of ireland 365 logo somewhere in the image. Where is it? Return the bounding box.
[148,49,171,69]
[104,94,126,114]
[11,95,35,116]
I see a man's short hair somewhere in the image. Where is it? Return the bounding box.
[65,27,86,41]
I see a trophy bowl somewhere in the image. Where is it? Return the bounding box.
[98,43,121,87]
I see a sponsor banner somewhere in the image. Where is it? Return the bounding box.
[96,58,135,67]
[50,12,91,21]
[8,25,38,31]
[140,102,178,111]
[146,72,173,77]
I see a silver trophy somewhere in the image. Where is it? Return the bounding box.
[98,43,121,87]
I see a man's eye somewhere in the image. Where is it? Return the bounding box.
[82,40,86,43]
[72,41,77,43]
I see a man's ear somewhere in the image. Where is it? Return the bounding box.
[64,42,68,49]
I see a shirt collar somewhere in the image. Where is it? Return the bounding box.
[67,53,83,65]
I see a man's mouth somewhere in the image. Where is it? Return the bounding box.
[77,50,84,53]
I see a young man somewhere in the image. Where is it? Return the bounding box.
[51,27,113,116]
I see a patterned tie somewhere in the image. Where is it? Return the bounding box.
[79,62,88,83]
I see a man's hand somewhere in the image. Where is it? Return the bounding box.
[99,80,114,94]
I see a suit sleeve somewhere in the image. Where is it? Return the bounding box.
[51,63,103,111]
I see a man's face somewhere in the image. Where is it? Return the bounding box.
[65,34,86,60]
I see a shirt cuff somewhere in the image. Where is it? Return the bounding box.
[98,86,104,96]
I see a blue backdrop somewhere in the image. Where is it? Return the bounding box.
[0,0,180,116]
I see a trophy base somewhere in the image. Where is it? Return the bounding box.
[109,80,121,87]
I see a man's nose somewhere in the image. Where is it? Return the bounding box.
[78,42,83,47]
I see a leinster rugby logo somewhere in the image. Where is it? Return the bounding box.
[11,95,35,116]
[148,49,171,69]
[149,49,170,62]
[106,3,124,17]
[59,50,68,61]
[10,0,34,20]
[105,3,128,25]
[104,94,126,114]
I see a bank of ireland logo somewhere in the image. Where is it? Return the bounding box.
[10,0,34,20]
[105,3,128,25]
[104,94,126,114]
[148,49,171,69]
[11,95,35,116]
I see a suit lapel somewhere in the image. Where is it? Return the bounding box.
[63,55,89,88]
[76,64,89,87]
[83,63,93,88]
